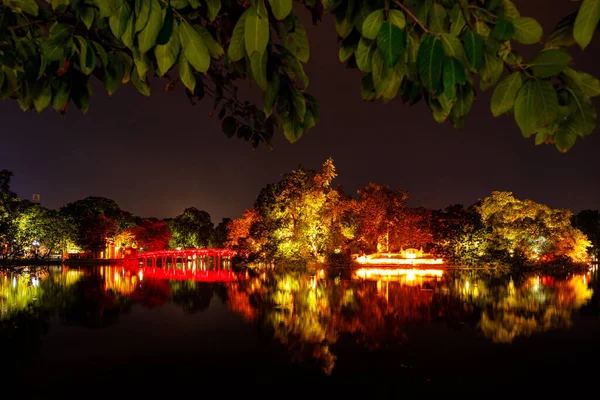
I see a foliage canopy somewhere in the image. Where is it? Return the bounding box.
[1,0,599,151]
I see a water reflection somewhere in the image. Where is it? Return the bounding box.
[1,264,596,377]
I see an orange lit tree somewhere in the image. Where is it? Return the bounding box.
[1,1,598,151]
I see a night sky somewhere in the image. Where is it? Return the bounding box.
[1,1,598,222]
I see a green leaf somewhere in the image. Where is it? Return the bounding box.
[206,0,221,22]
[382,63,408,103]
[155,19,180,76]
[9,0,38,16]
[222,116,238,138]
[156,6,174,45]
[377,22,405,67]
[493,18,514,41]
[179,21,210,73]
[133,49,149,77]
[463,29,483,69]
[178,51,196,92]
[269,0,292,20]
[480,51,503,91]
[356,37,375,72]
[362,9,385,40]
[293,89,306,121]
[92,41,108,67]
[449,4,466,36]
[283,118,302,143]
[71,79,91,114]
[78,4,95,29]
[491,71,523,116]
[51,79,69,111]
[501,0,520,20]
[545,12,576,49]
[283,17,310,63]
[104,53,124,95]
[245,5,270,56]
[528,49,572,78]
[388,9,406,29]
[131,67,151,96]
[574,0,600,49]
[42,23,71,61]
[451,84,474,118]
[138,0,163,54]
[440,33,467,67]
[109,1,132,38]
[264,73,280,117]
[512,17,543,44]
[514,79,558,137]
[250,51,268,91]
[417,34,444,93]
[76,36,96,75]
[353,1,373,34]
[372,51,392,97]
[475,21,491,38]
[534,131,547,145]
[565,88,597,136]
[194,25,224,59]
[443,57,466,97]
[121,12,135,49]
[339,31,360,63]
[135,0,151,33]
[577,72,600,97]
[228,10,247,62]
[428,3,448,33]
[555,128,577,152]
[170,0,189,9]
[97,0,119,17]
[33,82,52,112]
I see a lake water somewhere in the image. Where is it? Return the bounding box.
[2,264,599,395]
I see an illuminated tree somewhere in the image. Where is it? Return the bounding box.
[430,204,487,265]
[167,207,214,248]
[0,170,22,261]
[478,191,590,262]
[59,197,129,256]
[212,217,231,248]
[227,158,350,264]
[128,218,171,251]
[1,1,598,151]
[573,210,600,258]
[352,183,409,253]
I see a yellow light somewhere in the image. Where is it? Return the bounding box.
[354,267,444,280]
[356,257,444,265]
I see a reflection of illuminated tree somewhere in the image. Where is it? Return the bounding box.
[170,281,215,313]
[478,275,593,343]
[227,269,595,374]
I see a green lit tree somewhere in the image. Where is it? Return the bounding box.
[0,1,598,151]
[167,206,214,248]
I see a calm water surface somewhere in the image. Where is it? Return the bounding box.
[2,264,599,395]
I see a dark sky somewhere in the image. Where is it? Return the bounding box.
[1,1,598,222]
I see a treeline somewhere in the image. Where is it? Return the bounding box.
[0,170,229,262]
[2,162,599,268]
[227,159,598,268]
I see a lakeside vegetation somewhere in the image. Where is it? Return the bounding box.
[2,161,598,271]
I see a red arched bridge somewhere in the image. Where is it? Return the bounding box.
[129,248,240,272]
[124,248,242,282]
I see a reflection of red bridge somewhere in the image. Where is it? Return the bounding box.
[138,267,236,282]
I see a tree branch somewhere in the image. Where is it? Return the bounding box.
[391,0,430,34]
